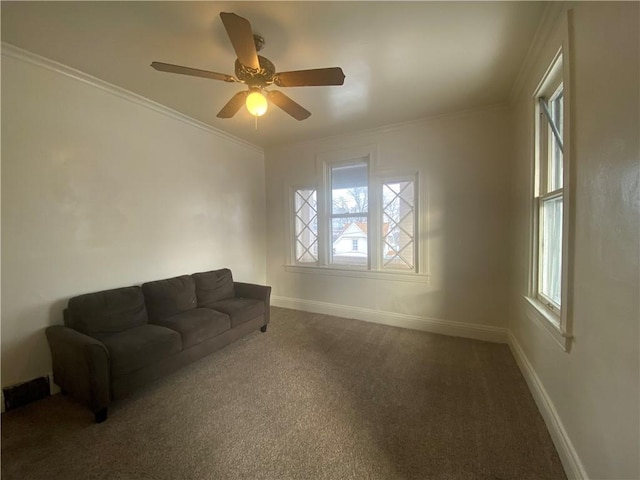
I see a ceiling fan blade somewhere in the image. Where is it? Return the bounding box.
[217,91,249,118]
[220,12,260,70]
[151,62,236,83]
[267,90,311,121]
[273,67,346,87]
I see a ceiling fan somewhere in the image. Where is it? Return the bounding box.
[151,12,346,121]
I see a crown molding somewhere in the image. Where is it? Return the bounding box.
[1,42,264,155]
[509,2,567,104]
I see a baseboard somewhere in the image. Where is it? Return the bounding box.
[271,295,508,343]
[508,332,587,479]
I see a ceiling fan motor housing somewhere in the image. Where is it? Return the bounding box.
[235,56,275,88]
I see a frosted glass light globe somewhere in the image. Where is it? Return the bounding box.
[246,91,268,116]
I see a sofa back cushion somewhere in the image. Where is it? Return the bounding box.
[142,275,197,322]
[192,269,235,308]
[67,286,148,335]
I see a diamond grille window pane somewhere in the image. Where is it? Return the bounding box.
[382,181,415,270]
[294,189,318,264]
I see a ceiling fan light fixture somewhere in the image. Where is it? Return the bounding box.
[152,12,345,122]
[246,90,268,116]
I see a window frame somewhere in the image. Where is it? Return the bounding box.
[380,175,418,272]
[285,145,428,283]
[527,47,573,352]
[326,159,370,269]
[536,82,564,314]
[288,185,319,266]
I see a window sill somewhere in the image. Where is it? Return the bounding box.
[283,264,429,283]
[523,296,572,352]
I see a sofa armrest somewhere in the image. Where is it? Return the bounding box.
[45,325,111,413]
[234,282,272,325]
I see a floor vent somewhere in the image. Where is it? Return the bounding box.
[3,376,50,411]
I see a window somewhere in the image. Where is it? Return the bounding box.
[288,147,423,279]
[382,179,416,270]
[293,188,318,264]
[528,49,572,350]
[537,83,564,313]
[330,162,368,267]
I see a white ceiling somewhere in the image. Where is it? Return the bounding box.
[1,1,545,148]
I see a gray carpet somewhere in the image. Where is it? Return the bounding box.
[1,307,566,479]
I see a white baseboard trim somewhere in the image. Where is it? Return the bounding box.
[508,332,587,479]
[272,295,508,343]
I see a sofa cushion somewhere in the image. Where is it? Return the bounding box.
[100,324,182,377]
[152,308,231,349]
[142,275,197,323]
[67,286,148,335]
[192,269,235,308]
[207,298,265,328]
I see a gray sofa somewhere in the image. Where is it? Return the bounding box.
[46,269,271,422]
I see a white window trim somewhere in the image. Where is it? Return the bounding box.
[323,157,371,269]
[282,144,428,281]
[527,40,574,352]
[523,296,572,351]
[283,264,429,283]
[318,146,374,270]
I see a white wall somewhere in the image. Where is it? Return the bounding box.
[265,106,511,338]
[509,3,639,479]
[1,47,266,389]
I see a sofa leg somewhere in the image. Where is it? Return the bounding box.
[94,407,108,423]
[260,325,268,333]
